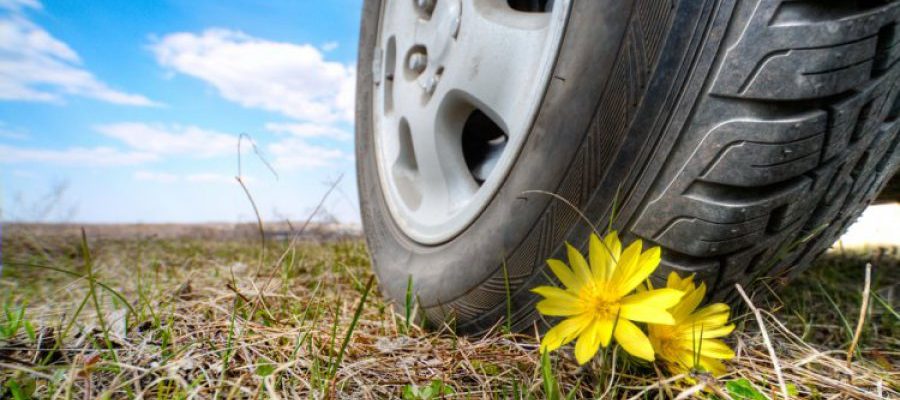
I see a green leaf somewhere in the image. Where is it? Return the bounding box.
[786,383,799,396]
[427,380,454,396]
[400,380,454,400]
[255,363,275,377]
[4,378,34,400]
[726,378,767,400]
[23,320,36,342]
[401,384,421,400]
[471,360,501,376]
[540,351,560,400]
[564,378,581,400]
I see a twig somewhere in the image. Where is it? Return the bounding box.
[255,173,344,301]
[225,283,251,303]
[0,362,54,380]
[846,263,872,368]
[735,283,789,400]
[673,382,706,400]
[624,374,686,400]
[597,345,618,399]
[520,190,599,235]
[235,133,275,280]
[520,190,620,264]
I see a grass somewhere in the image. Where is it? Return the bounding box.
[0,227,897,399]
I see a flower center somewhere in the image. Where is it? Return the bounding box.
[586,293,619,319]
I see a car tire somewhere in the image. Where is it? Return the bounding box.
[356,0,900,333]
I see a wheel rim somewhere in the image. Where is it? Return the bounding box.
[371,0,571,244]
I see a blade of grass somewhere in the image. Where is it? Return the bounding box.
[501,260,512,334]
[871,293,899,320]
[736,283,789,400]
[540,350,560,400]
[213,296,240,400]
[846,263,872,367]
[404,274,413,335]
[80,229,119,365]
[11,261,136,319]
[816,281,854,342]
[607,183,622,235]
[328,275,375,380]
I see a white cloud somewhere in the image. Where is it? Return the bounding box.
[134,170,178,183]
[264,122,351,141]
[185,173,235,184]
[95,122,237,157]
[150,29,355,123]
[10,169,35,178]
[0,0,40,11]
[321,41,339,52]
[133,171,238,184]
[0,130,27,140]
[0,6,158,106]
[0,144,157,166]
[268,137,347,170]
[0,121,28,140]
[0,122,238,169]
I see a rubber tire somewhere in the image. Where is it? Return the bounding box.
[356,0,900,334]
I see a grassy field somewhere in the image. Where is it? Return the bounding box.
[0,227,897,399]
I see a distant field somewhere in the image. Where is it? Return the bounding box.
[0,226,896,398]
[1,222,361,241]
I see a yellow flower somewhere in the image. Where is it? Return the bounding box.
[647,272,735,376]
[532,231,684,364]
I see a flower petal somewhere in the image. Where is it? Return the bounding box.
[666,272,696,292]
[702,323,735,339]
[686,304,730,327]
[540,314,592,352]
[532,286,580,303]
[589,233,614,282]
[670,282,705,318]
[536,298,584,316]
[677,323,735,340]
[604,231,622,262]
[622,288,684,308]
[609,239,642,292]
[616,246,661,296]
[546,259,579,291]
[597,317,615,347]
[699,357,728,376]
[666,271,682,289]
[620,307,675,325]
[566,243,593,287]
[574,319,603,365]
[620,288,684,324]
[664,348,697,374]
[692,303,730,318]
[613,319,655,361]
[698,339,735,359]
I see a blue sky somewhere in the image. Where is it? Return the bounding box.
[0,0,364,223]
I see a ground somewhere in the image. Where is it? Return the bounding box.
[0,225,897,399]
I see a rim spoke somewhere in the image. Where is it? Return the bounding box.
[371,0,569,242]
[396,92,479,219]
[436,1,552,138]
[380,0,419,44]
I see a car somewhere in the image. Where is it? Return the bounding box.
[355,0,900,333]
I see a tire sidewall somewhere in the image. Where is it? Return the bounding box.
[356,0,635,310]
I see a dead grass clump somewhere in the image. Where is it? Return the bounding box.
[0,230,897,398]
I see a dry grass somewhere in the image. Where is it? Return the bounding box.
[0,228,897,399]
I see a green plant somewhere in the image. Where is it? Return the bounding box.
[540,350,560,400]
[1,300,35,341]
[401,380,455,400]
